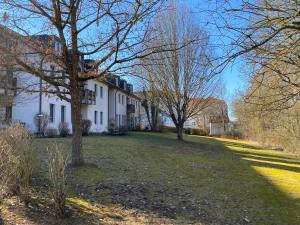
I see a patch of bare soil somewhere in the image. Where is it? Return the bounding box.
[74,181,213,224]
[0,195,184,225]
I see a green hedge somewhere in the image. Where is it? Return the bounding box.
[185,128,209,136]
[160,126,177,133]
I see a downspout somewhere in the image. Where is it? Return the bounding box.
[39,77,42,115]
[115,90,117,128]
[107,86,109,130]
[38,77,42,135]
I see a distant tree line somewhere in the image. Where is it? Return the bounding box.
[207,0,300,151]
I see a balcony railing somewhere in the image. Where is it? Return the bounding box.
[127,104,135,114]
[80,88,96,105]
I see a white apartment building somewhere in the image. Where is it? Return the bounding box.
[0,26,144,134]
[1,71,143,134]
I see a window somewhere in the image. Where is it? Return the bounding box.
[62,71,66,82]
[49,104,55,123]
[100,112,103,125]
[94,84,98,95]
[50,65,55,77]
[118,93,121,103]
[122,95,124,104]
[94,111,98,124]
[61,105,66,123]
[100,86,103,98]
[119,114,121,126]
[5,106,12,122]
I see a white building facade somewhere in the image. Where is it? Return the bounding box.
[0,27,145,134]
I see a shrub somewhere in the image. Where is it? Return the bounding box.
[108,125,128,136]
[185,128,191,134]
[224,130,243,139]
[191,128,201,135]
[47,143,68,218]
[0,124,33,204]
[58,122,70,137]
[118,126,128,135]
[46,127,58,138]
[190,128,209,136]
[82,119,92,136]
[34,113,49,136]
[160,126,177,133]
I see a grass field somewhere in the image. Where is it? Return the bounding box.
[1,132,300,225]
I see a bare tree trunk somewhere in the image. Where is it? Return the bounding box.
[69,2,83,166]
[153,108,159,131]
[70,83,83,166]
[151,105,158,131]
[176,124,184,141]
[143,103,153,131]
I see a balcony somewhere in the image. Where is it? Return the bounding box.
[127,104,135,114]
[80,88,96,105]
[0,76,17,95]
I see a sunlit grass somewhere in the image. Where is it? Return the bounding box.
[26,132,300,225]
[213,136,300,204]
[242,157,300,169]
[252,166,300,200]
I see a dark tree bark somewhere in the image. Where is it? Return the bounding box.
[69,0,83,166]
[176,124,184,141]
[70,81,83,166]
[150,104,159,131]
[142,100,153,131]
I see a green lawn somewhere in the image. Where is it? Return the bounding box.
[1,132,300,225]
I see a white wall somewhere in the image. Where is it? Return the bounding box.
[12,71,72,133]
[42,94,72,132]
[115,90,127,127]
[210,123,228,136]
[11,70,143,134]
[108,88,127,128]
[81,80,109,133]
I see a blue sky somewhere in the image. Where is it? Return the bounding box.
[187,0,247,119]
[1,0,246,119]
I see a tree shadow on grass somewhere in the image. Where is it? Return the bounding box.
[66,133,300,225]
[1,193,128,225]
[12,132,300,225]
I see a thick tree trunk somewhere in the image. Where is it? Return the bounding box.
[151,105,158,131]
[176,125,184,141]
[144,103,152,131]
[70,83,83,166]
[69,2,83,166]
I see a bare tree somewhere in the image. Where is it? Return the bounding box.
[0,0,175,166]
[208,0,300,110]
[142,4,220,140]
[137,75,161,131]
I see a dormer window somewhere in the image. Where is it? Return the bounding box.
[50,65,55,77]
